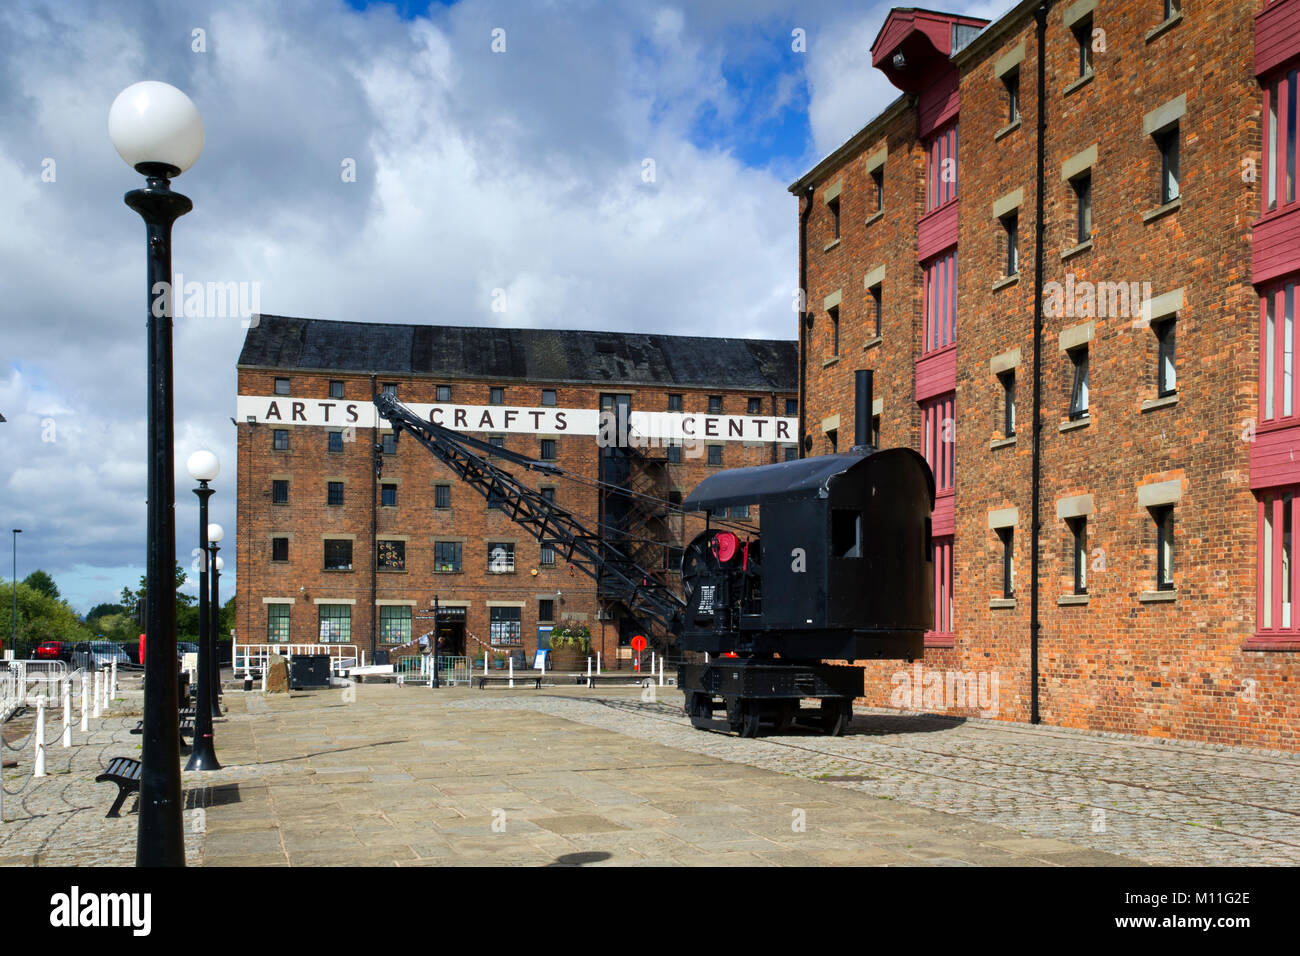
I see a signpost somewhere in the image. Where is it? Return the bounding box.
[631,634,647,673]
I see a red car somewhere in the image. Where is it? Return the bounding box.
[35,641,70,661]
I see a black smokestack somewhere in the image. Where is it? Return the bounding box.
[853,369,874,451]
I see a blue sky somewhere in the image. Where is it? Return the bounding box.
[0,0,1009,616]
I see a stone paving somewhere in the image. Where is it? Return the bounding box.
[2,677,1295,866]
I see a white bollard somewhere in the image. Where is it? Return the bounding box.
[597,652,602,675]
[80,672,89,732]
[508,657,514,688]
[586,656,591,677]
[483,652,489,676]
[651,651,656,675]
[659,655,665,687]
[110,660,118,700]
[92,671,102,718]
[34,698,46,778]
[62,680,72,747]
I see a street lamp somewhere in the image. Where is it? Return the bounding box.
[110,79,204,868]
[10,530,20,656]
[207,523,224,715]
[185,452,220,771]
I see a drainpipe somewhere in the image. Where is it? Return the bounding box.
[1030,2,1051,725]
[798,185,814,458]
[370,374,379,661]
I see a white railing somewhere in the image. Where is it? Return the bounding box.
[233,643,365,678]
[396,655,472,686]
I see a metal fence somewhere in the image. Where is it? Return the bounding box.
[233,643,363,678]
[396,654,472,686]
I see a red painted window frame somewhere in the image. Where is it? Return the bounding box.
[923,249,958,353]
[1259,281,1298,428]
[926,535,954,647]
[921,393,956,496]
[1263,66,1299,217]
[1256,485,1300,643]
[925,121,959,212]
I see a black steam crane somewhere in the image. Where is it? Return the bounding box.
[375,369,934,739]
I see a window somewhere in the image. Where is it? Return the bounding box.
[328,431,344,453]
[829,304,840,355]
[1258,489,1295,631]
[489,606,522,646]
[1072,173,1092,244]
[872,415,881,447]
[381,483,397,507]
[730,505,750,520]
[382,433,396,455]
[926,122,958,210]
[1069,518,1087,594]
[489,435,504,451]
[1000,371,1016,437]
[827,428,838,453]
[785,398,797,417]
[1155,318,1176,397]
[1154,506,1174,590]
[707,445,723,466]
[1073,15,1093,78]
[668,490,682,506]
[667,443,682,463]
[327,481,344,506]
[828,196,841,239]
[668,394,683,412]
[1002,212,1019,276]
[436,384,451,402]
[379,606,411,644]
[1004,69,1020,124]
[274,377,290,395]
[1263,68,1298,213]
[490,387,505,405]
[832,509,862,558]
[1156,127,1179,204]
[1163,0,1180,19]
[318,604,351,643]
[488,542,515,573]
[541,389,557,406]
[487,487,505,510]
[272,429,290,451]
[922,394,955,493]
[540,541,556,566]
[434,484,451,509]
[434,541,462,573]
[329,380,345,399]
[377,539,405,571]
[272,479,289,504]
[923,250,958,352]
[708,396,723,414]
[323,539,353,571]
[540,439,557,460]
[747,397,762,415]
[997,527,1015,598]
[540,487,556,504]
[271,537,289,562]
[1068,347,1090,420]
[538,599,555,623]
[871,167,884,213]
[1261,282,1297,422]
[785,444,799,462]
[267,604,290,642]
[668,545,684,571]
[869,283,883,338]
[381,383,397,398]
[931,536,954,639]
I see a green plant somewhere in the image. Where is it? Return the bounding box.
[551,623,591,654]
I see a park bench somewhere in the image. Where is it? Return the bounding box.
[580,674,655,688]
[475,675,542,689]
[130,707,197,746]
[94,756,142,818]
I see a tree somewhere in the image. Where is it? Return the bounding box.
[85,602,127,625]
[119,561,194,619]
[0,581,92,654]
[23,569,60,601]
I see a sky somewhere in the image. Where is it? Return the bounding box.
[0,0,1009,616]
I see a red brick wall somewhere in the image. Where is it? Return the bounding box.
[800,0,1299,750]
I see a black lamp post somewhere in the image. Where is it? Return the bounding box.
[10,529,19,654]
[185,453,220,771]
[110,80,205,868]
[207,525,224,716]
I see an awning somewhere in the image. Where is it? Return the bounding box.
[682,453,868,511]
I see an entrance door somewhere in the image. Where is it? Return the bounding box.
[436,622,465,656]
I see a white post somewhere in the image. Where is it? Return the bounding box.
[261,667,267,693]
[597,652,602,675]
[508,656,514,688]
[110,660,118,700]
[62,679,72,747]
[539,653,545,677]
[651,651,656,674]
[705,652,710,663]
[483,652,489,676]
[586,656,591,677]
[659,655,665,687]
[92,671,102,718]
[34,697,46,778]
[80,672,89,732]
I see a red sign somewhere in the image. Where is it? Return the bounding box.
[630,634,647,653]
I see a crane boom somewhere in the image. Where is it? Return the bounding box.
[373,392,685,645]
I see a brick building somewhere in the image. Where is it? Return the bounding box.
[234,315,797,665]
[793,1,1300,749]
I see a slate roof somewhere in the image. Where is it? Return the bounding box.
[238,315,798,391]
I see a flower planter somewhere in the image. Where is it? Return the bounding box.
[548,647,588,672]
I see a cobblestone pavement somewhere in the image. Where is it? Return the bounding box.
[453,690,1300,866]
[0,673,204,866]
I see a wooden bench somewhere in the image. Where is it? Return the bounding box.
[580,674,655,688]
[94,756,142,818]
[475,675,542,689]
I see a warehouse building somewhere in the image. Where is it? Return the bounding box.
[793,0,1300,749]
[234,315,798,666]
